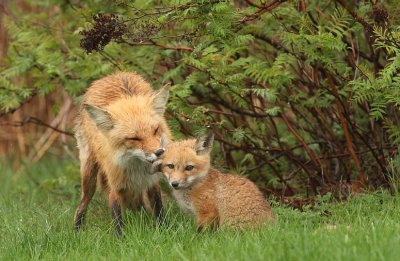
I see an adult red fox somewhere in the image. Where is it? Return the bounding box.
[74,72,171,237]
[154,133,275,231]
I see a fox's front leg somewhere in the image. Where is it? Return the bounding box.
[196,208,219,232]
[147,185,164,224]
[74,155,98,230]
[108,191,124,238]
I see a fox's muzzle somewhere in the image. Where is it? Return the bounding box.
[146,148,165,163]
[171,181,180,189]
[146,135,168,163]
[154,148,165,157]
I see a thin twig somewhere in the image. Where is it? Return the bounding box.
[335,0,374,32]
[124,40,193,51]
[0,117,74,137]
[241,0,288,23]
[0,89,38,118]
[328,75,365,186]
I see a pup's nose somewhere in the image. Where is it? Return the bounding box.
[171,181,179,188]
[154,149,165,157]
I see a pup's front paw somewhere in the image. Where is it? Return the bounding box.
[150,160,163,175]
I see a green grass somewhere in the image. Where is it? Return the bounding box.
[1,157,400,261]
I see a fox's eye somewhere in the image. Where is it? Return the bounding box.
[185,165,194,171]
[126,137,142,141]
[154,126,160,135]
[167,164,174,169]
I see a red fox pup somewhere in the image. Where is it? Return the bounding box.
[155,133,275,230]
[74,72,171,237]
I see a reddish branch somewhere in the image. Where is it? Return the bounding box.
[0,90,38,118]
[328,76,365,186]
[318,146,397,160]
[0,116,74,137]
[279,111,321,172]
[244,0,285,10]
[335,0,374,32]
[125,40,193,51]
[242,0,288,22]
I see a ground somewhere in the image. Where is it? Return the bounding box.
[1,157,399,261]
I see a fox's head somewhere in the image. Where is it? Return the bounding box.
[159,133,214,190]
[84,86,170,163]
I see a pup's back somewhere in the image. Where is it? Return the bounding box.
[214,172,275,228]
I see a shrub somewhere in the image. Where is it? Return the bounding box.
[2,0,400,196]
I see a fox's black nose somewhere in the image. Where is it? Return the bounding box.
[154,149,165,157]
[171,181,179,188]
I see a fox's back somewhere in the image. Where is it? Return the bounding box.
[214,171,274,227]
[83,72,153,107]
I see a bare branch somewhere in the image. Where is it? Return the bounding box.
[0,89,38,118]
[0,116,74,137]
[124,40,193,51]
[241,0,288,23]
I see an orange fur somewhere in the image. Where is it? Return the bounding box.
[74,72,171,236]
[159,135,275,230]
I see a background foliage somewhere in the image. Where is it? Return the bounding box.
[2,0,400,197]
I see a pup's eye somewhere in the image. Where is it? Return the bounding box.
[126,137,142,141]
[166,164,175,169]
[185,165,194,171]
[154,126,160,135]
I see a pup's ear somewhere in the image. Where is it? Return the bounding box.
[152,83,170,115]
[84,104,114,132]
[195,133,214,155]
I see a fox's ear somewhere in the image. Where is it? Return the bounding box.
[161,134,169,149]
[152,83,170,115]
[195,133,214,155]
[84,104,114,132]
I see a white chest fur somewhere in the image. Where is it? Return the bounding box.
[113,149,159,192]
[173,190,195,216]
